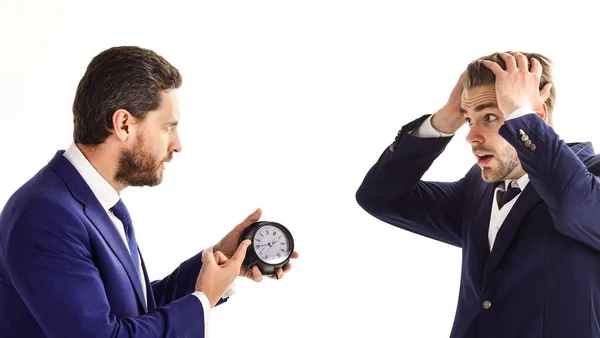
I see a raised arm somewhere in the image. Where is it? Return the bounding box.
[485,51,600,251]
[356,114,470,247]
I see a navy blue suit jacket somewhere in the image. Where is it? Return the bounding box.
[0,151,217,337]
[356,113,600,337]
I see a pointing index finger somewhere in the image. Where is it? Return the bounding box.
[231,239,251,263]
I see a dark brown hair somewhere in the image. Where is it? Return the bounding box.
[72,46,182,145]
[464,52,555,125]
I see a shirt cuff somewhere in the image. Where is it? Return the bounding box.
[506,106,536,120]
[204,245,237,299]
[192,291,211,332]
[409,115,454,138]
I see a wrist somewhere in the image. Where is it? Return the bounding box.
[502,102,531,119]
[431,108,464,134]
[192,290,215,310]
[195,287,218,308]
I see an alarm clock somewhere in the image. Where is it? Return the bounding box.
[239,221,294,276]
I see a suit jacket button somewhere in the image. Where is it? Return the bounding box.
[482,300,492,309]
[530,143,536,151]
[524,139,532,147]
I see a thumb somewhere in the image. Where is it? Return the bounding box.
[231,239,251,264]
[202,249,216,266]
[214,251,228,265]
[234,208,262,232]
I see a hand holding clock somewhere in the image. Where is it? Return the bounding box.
[213,208,299,282]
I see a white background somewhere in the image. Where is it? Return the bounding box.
[1,0,599,337]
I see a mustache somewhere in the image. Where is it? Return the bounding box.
[472,147,495,155]
[163,153,173,163]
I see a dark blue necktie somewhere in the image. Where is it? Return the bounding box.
[110,199,140,278]
[497,183,521,209]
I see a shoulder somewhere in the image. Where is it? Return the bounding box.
[1,166,86,245]
[3,164,79,217]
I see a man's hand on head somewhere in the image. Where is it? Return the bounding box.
[481,51,552,120]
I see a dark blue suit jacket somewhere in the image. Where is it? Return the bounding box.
[0,151,217,337]
[356,113,600,337]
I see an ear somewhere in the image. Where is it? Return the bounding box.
[112,109,133,141]
[535,103,548,122]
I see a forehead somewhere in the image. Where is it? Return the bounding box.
[461,85,497,109]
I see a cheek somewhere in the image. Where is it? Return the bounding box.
[145,134,168,158]
[484,126,506,145]
[496,140,517,160]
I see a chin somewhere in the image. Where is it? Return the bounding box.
[480,167,502,183]
[154,172,164,185]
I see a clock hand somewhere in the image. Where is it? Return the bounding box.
[269,236,283,245]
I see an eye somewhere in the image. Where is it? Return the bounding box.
[484,114,498,122]
[465,117,473,126]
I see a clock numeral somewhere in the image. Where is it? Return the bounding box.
[260,232,264,237]
[273,231,277,236]
[266,230,270,235]
[256,238,261,242]
[277,253,281,257]
[280,248,285,252]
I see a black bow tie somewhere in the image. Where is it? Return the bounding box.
[497,183,521,209]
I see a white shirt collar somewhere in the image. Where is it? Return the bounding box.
[502,174,530,191]
[62,143,120,211]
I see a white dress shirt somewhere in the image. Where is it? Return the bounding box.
[410,107,535,250]
[62,143,221,331]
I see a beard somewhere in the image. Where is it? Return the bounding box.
[114,137,172,187]
[479,144,521,183]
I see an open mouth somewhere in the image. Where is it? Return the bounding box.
[476,154,494,166]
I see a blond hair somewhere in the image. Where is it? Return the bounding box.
[464,52,556,125]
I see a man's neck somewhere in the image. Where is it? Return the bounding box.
[76,142,125,193]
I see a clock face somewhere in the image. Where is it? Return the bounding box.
[252,224,292,265]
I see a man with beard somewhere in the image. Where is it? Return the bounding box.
[0,46,298,337]
[355,51,600,337]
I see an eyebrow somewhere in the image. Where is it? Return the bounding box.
[166,120,179,126]
[460,102,498,114]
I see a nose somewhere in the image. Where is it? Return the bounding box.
[169,132,183,153]
[466,124,484,145]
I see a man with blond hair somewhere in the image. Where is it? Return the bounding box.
[356,51,600,337]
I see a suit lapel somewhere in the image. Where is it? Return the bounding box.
[48,151,147,312]
[472,183,493,266]
[139,249,156,311]
[466,183,494,292]
[84,201,147,312]
[481,183,542,290]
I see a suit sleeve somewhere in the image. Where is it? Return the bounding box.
[6,198,205,338]
[151,252,201,307]
[151,252,227,308]
[500,112,600,251]
[355,115,468,247]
